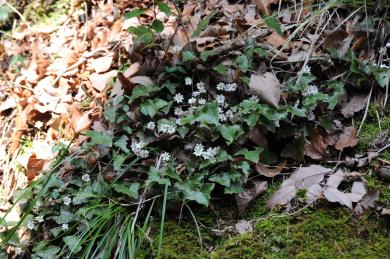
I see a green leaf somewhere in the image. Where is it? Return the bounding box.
[192,10,217,38]
[114,135,129,153]
[200,50,216,61]
[182,50,196,62]
[56,210,75,224]
[287,106,306,117]
[125,8,144,19]
[219,125,243,144]
[235,54,249,72]
[127,85,159,103]
[0,5,12,21]
[213,63,227,75]
[63,236,82,254]
[113,182,140,199]
[175,176,214,206]
[113,154,127,171]
[157,2,171,16]
[254,47,268,58]
[235,147,263,163]
[128,26,153,44]
[33,243,60,259]
[84,131,113,147]
[140,98,169,117]
[152,20,164,33]
[146,166,170,187]
[372,67,390,87]
[264,15,283,35]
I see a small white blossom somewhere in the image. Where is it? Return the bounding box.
[26,220,35,230]
[61,224,69,230]
[201,147,219,160]
[172,45,182,53]
[225,83,237,92]
[249,95,259,102]
[308,111,315,121]
[35,121,43,129]
[139,149,149,158]
[216,94,225,106]
[159,123,176,134]
[301,65,311,74]
[35,216,44,223]
[198,98,206,105]
[147,122,156,131]
[302,85,319,97]
[192,91,201,97]
[225,110,234,119]
[380,64,389,69]
[196,82,206,93]
[174,93,184,103]
[185,77,192,85]
[161,152,170,162]
[219,112,228,122]
[193,144,204,157]
[63,196,72,206]
[216,82,226,91]
[174,107,183,116]
[188,97,197,105]
[131,140,145,153]
[82,174,90,182]
[175,118,182,125]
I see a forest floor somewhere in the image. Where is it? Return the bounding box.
[0,0,389,258]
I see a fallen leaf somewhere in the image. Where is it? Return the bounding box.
[0,97,16,113]
[130,76,153,86]
[290,165,332,189]
[70,105,92,133]
[323,30,348,49]
[341,95,369,118]
[335,126,359,151]
[236,181,267,215]
[265,31,285,48]
[306,184,323,204]
[326,169,344,188]
[304,127,332,160]
[266,184,297,209]
[89,70,118,92]
[26,154,45,182]
[124,62,141,78]
[248,127,268,148]
[249,72,281,108]
[255,161,286,177]
[89,55,113,73]
[255,0,279,15]
[323,186,353,209]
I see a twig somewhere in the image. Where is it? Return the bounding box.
[357,85,373,135]
[4,1,26,23]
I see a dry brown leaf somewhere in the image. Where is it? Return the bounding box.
[255,0,279,15]
[89,55,113,73]
[323,186,353,209]
[26,154,45,182]
[249,72,281,108]
[70,105,92,133]
[304,127,332,160]
[248,127,268,148]
[89,70,118,92]
[255,161,286,178]
[323,30,348,49]
[326,169,344,188]
[335,126,359,151]
[130,76,153,86]
[265,31,285,48]
[341,94,369,118]
[266,184,297,209]
[236,181,267,215]
[124,62,141,78]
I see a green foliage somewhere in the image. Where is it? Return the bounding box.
[125,8,145,19]
[264,15,283,35]
[0,5,12,21]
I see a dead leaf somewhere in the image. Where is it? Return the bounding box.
[255,0,279,15]
[266,184,297,209]
[304,127,332,160]
[306,184,323,204]
[341,95,369,118]
[26,154,45,182]
[323,186,353,209]
[124,62,141,78]
[88,55,113,73]
[255,161,286,177]
[236,181,267,215]
[335,126,359,151]
[265,31,285,48]
[70,105,92,133]
[249,72,281,108]
[130,76,153,86]
[0,97,16,113]
[326,169,344,188]
[248,127,268,148]
[323,30,348,49]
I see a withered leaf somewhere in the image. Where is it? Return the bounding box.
[335,126,359,151]
[255,161,286,178]
[266,184,297,209]
[249,72,281,108]
[341,95,369,118]
[89,70,118,92]
[89,55,113,73]
[323,186,353,209]
[236,181,267,215]
[70,105,92,133]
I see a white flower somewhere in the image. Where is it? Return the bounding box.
[216,94,225,106]
[249,95,259,102]
[174,93,184,103]
[302,85,319,97]
[219,112,227,122]
[175,118,182,125]
[82,174,90,182]
[216,82,225,91]
[198,98,206,105]
[35,121,43,129]
[62,224,69,230]
[161,152,170,162]
[131,140,145,153]
[63,196,72,206]
[147,122,156,131]
[188,97,197,105]
[225,83,237,92]
[308,111,315,121]
[301,65,311,74]
[225,110,234,119]
[172,45,182,53]
[35,216,44,223]
[386,42,390,48]
[159,123,176,134]
[201,147,218,160]
[26,220,35,230]
[192,91,201,97]
[185,77,192,85]
[193,144,204,157]
[196,82,206,93]
[139,149,149,158]
[174,107,183,116]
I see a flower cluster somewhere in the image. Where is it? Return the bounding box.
[193,144,219,160]
[131,140,149,158]
[159,123,176,134]
[302,85,319,97]
[216,82,237,92]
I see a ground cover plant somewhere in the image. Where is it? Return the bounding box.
[0,0,389,258]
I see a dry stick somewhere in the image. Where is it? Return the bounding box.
[4,1,26,23]
[357,85,373,135]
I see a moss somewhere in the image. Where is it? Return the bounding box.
[211,207,390,258]
[365,171,390,207]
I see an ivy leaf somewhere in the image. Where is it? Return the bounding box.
[219,125,243,144]
[254,47,268,58]
[264,15,283,35]
[125,9,144,19]
[140,98,169,117]
[84,131,113,147]
[63,236,82,254]
[146,166,170,187]
[192,10,217,38]
[213,63,227,75]
[182,50,196,62]
[152,20,164,33]
[235,54,249,72]
[200,50,216,61]
[157,2,171,16]
[235,147,263,163]
[371,67,390,87]
[33,245,60,258]
[113,154,127,171]
[127,85,159,103]
[113,182,140,199]
[128,26,153,44]
[175,176,215,206]
[114,135,129,153]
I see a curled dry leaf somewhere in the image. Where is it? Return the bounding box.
[335,126,359,151]
[89,70,118,92]
[130,76,153,86]
[88,55,113,73]
[266,184,297,209]
[341,94,369,118]
[70,105,92,133]
[236,181,267,216]
[255,160,286,177]
[249,72,281,108]
[248,127,268,148]
[304,127,333,160]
